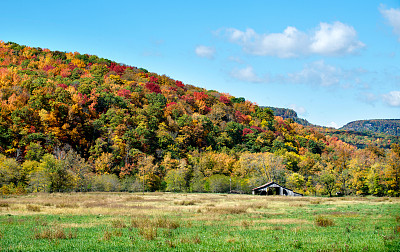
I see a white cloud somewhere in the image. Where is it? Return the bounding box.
[226,27,309,58]
[288,104,307,116]
[195,45,215,59]
[228,56,244,63]
[382,91,400,107]
[284,60,366,87]
[310,22,365,56]
[327,121,339,129]
[224,22,364,58]
[230,66,263,83]
[359,92,378,105]
[380,5,400,41]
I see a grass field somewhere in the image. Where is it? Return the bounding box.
[0,193,399,251]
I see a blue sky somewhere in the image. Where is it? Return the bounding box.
[1,0,399,127]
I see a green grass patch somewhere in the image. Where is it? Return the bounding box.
[0,193,399,251]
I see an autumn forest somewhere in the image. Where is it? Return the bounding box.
[0,41,399,197]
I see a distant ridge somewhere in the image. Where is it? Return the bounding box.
[340,119,400,136]
[265,107,313,126]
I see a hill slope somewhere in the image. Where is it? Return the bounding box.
[341,119,400,136]
[0,41,399,197]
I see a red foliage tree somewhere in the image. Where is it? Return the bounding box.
[250,125,264,132]
[58,83,68,89]
[219,95,230,105]
[145,82,161,94]
[108,62,126,75]
[193,92,208,101]
[117,89,131,99]
[175,80,184,88]
[43,65,55,71]
[149,76,158,83]
[181,94,195,104]
[242,128,253,136]
[167,102,177,107]
[235,110,246,123]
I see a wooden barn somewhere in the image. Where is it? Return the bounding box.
[252,182,303,196]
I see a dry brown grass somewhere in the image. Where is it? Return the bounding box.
[315,215,335,227]
[34,226,77,240]
[0,202,9,207]
[26,204,41,212]
[56,203,79,208]
[174,200,197,206]
[111,219,127,228]
[131,216,180,230]
[206,205,249,214]
[2,192,399,219]
[139,226,157,240]
[255,218,310,225]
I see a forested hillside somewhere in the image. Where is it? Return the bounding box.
[341,119,400,136]
[0,41,399,196]
[322,129,399,150]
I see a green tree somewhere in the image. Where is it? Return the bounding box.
[318,167,336,197]
[165,169,187,192]
[39,154,75,192]
[207,174,230,193]
[25,142,45,161]
[0,155,23,187]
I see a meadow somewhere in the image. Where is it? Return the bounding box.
[0,193,399,251]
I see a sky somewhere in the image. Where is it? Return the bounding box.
[1,0,399,128]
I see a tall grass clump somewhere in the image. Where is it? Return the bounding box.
[131,216,180,240]
[111,219,127,228]
[138,226,157,240]
[174,200,196,206]
[26,204,41,212]
[34,227,77,240]
[207,205,248,214]
[315,216,335,227]
[0,203,9,207]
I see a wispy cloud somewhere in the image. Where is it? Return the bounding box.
[285,60,343,86]
[288,104,307,116]
[223,21,365,58]
[230,61,367,87]
[358,92,378,105]
[382,91,400,107]
[230,66,263,83]
[380,5,400,41]
[195,45,215,59]
[284,61,367,87]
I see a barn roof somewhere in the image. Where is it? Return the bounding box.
[252,181,303,196]
[252,181,286,191]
